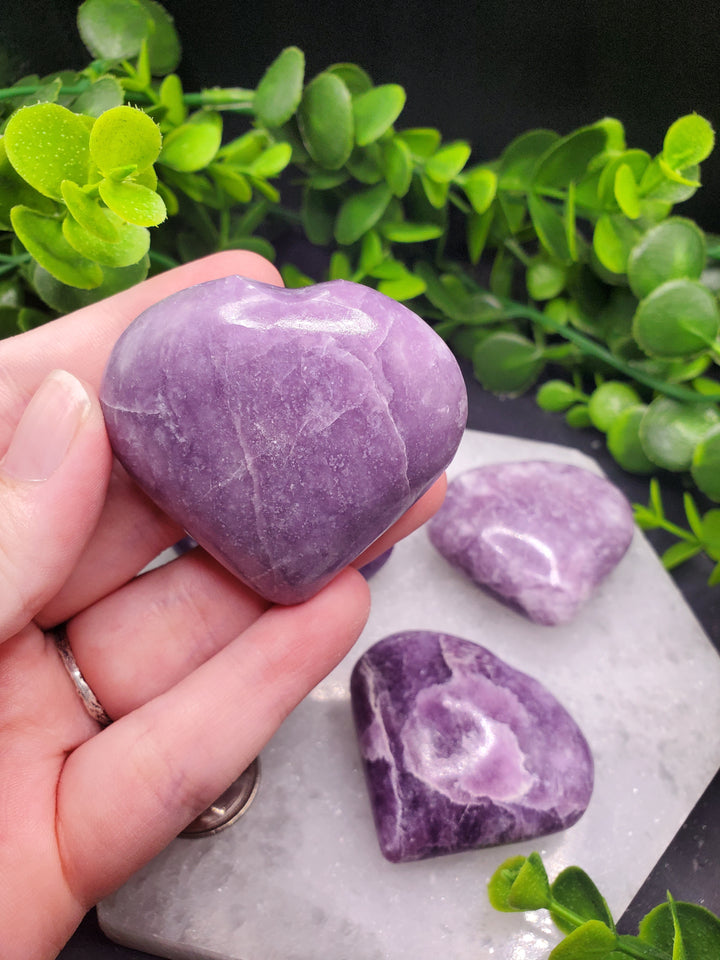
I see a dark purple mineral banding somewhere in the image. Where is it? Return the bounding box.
[351,630,594,863]
[100,276,467,605]
[428,461,634,625]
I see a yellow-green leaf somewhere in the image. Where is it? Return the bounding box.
[90,105,162,176]
[61,179,120,241]
[11,205,103,288]
[5,103,91,200]
[98,178,166,226]
[159,111,222,172]
[63,212,150,267]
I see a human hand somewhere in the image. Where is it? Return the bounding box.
[0,251,447,959]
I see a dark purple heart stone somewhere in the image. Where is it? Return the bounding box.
[351,630,594,863]
[428,460,634,625]
[100,276,467,604]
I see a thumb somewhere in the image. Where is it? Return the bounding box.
[0,370,112,639]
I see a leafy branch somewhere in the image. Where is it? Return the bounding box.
[2,0,720,577]
[488,852,720,959]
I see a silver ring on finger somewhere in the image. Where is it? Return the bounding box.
[52,623,113,727]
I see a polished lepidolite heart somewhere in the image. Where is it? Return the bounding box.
[351,630,594,863]
[428,461,634,625]
[100,276,467,604]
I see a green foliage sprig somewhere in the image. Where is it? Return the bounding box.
[2,0,720,575]
[488,852,720,959]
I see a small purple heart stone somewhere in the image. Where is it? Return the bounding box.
[100,275,467,604]
[428,461,634,625]
[351,630,594,863]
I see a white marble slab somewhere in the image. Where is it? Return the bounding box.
[98,430,720,960]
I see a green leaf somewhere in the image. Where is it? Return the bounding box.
[158,73,186,126]
[254,47,305,128]
[424,141,471,182]
[357,229,385,275]
[550,866,616,935]
[63,211,150,266]
[334,182,392,245]
[301,187,337,245]
[700,507,720,551]
[395,127,441,159]
[10,205,103,288]
[136,0,181,74]
[639,899,720,958]
[379,221,443,243]
[633,279,720,359]
[467,207,494,264]
[298,72,354,170]
[683,492,705,539]
[638,396,720,471]
[663,114,715,171]
[419,172,449,208]
[61,180,119,241]
[662,540,703,570]
[505,852,551,911]
[498,129,559,190]
[33,255,148,312]
[209,165,252,203]
[90,105,162,176]
[72,75,125,117]
[325,62,373,97]
[353,84,406,146]
[247,142,293,178]
[527,257,567,300]
[77,0,150,60]
[78,0,179,74]
[692,426,720,501]
[488,856,529,912]
[382,137,413,197]
[597,149,651,206]
[280,263,315,288]
[528,192,571,261]
[346,144,384,184]
[614,163,641,219]
[4,103,91,200]
[328,250,352,280]
[98,178,166,226]
[593,214,641,274]
[566,404,593,428]
[462,167,497,214]
[587,381,642,431]
[473,331,544,395]
[216,129,268,164]
[533,123,609,189]
[548,920,617,960]
[377,272,426,301]
[627,218,706,299]
[607,404,656,474]
[159,111,222,172]
[0,138,56,229]
[537,379,580,412]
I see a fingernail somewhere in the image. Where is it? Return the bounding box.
[1,370,92,482]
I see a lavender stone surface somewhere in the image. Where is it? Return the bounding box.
[351,630,594,863]
[428,460,634,625]
[100,275,467,604]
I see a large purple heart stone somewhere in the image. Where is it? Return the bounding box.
[100,275,467,604]
[428,460,634,625]
[351,630,594,863]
